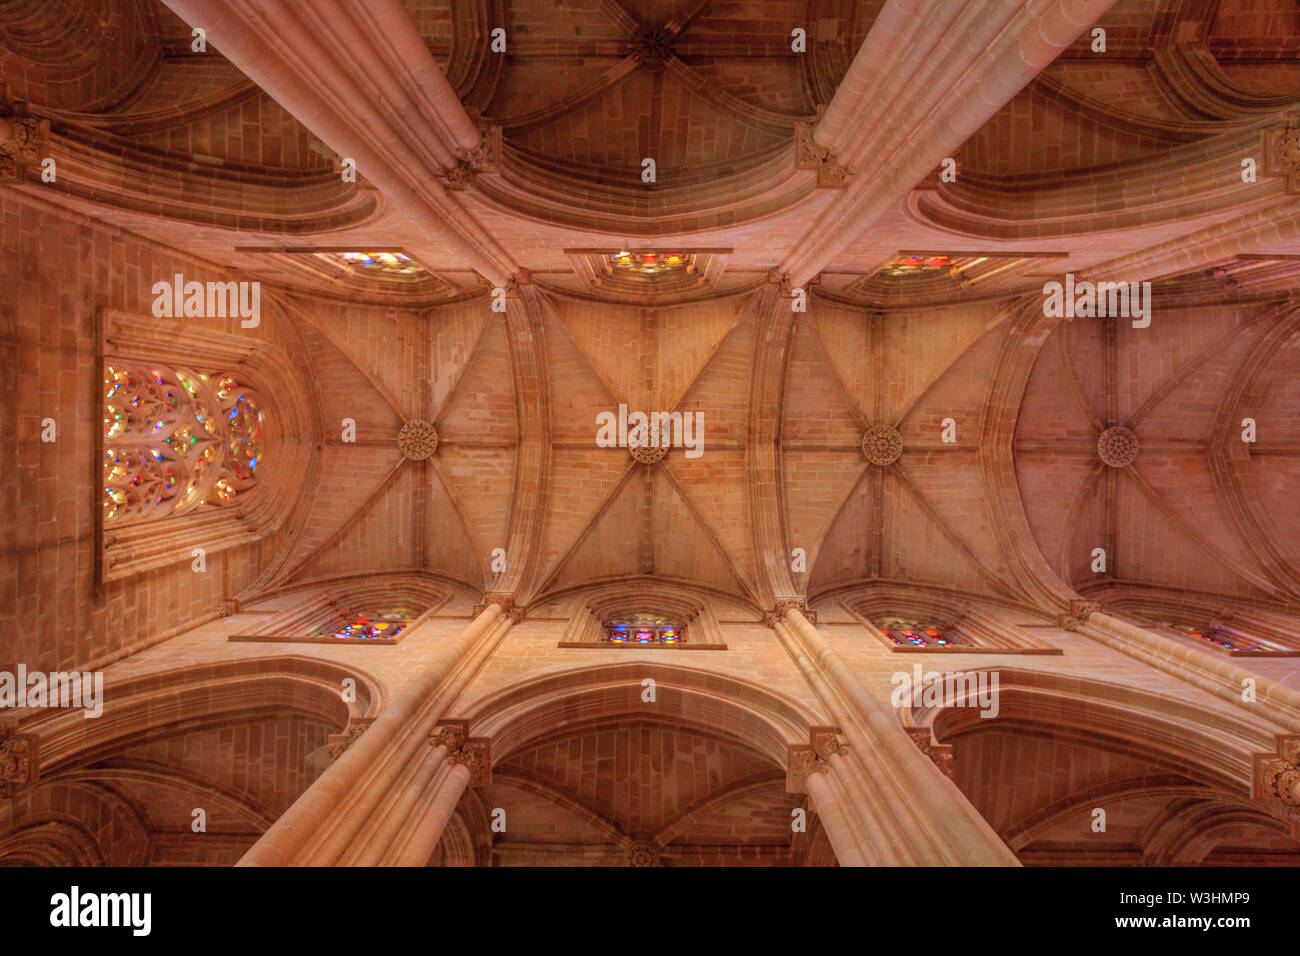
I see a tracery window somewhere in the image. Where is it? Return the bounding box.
[319,608,417,641]
[1167,623,1268,653]
[881,255,952,277]
[603,613,683,644]
[878,617,962,648]
[102,365,264,523]
[608,251,691,278]
[315,250,428,279]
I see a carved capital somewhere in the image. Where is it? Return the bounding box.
[443,124,502,190]
[0,722,37,796]
[1057,599,1099,632]
[1254,736,1300,808]
[480,593,525,623]
[325,717,374,762]
[810,726,849,761]
[906,727,955,780]
[450,738,492,786]
[786,745,830,793]
[430,719,468,753]
[1261,112,1300,194]
[768,598,815,627]
[0,89,49,184]
[794,122,849,189]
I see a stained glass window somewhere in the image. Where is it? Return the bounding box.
[878,617,961,648]
[1168,624,1267,653]
[325,609,416,641]
[603,613,683,644]
[608,251,691,278]
[316,250,427,279]
[881,255,952,277]
[102,365,264,523]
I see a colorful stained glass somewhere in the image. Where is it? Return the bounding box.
[317,250,428,279]
[102,364,264,523]
[1169,624,1266,653]
[882,255,952,277]
[608,251,691,278]
[603,613,684,644]
[879,617,961,647]
[327,609,415,640]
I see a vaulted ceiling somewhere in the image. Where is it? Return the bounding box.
[6,0,1300,619]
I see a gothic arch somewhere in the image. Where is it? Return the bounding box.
[97,305,318,583]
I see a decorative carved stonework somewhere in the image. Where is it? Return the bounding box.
[1261,112,1300,194]
[451,739,492,786]
[629,26,674,67]
[479,592,525,623]
[443,124,503,190]
[626,839,662,866]
[1097,425,1138,467]
[1057,599,1099,632]
[0,89,49,184]
[786,745,829,793]
[0,723,37,797]
[629,440,667,464]
[862,425,903,466]
[794,122,850,189]
[431,719,468,753]
[1253,736,1300,809]
[397,419,438,460]
[466,123,502,173]
[906,727,955,780]
[431,720,491,785]
[766,598,816,628]
[788,727,846,792]
[767,269,794,296]
[810,726,849,761]
[326,718,374,762]
[218,598,241,618]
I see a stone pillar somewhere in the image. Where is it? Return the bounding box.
[803,769,868,867]
[773,605,1018,865]
[239,602,510,866]
[388,762,473,867]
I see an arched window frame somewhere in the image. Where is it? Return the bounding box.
[97,309,316,583]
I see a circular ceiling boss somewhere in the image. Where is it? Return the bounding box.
[397,419,438,460]
[1097,425,1138,467]
[629,440,668,465]
[862,425,903,466]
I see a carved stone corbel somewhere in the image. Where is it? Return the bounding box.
[0,88,49,184]
[786,745,829,794]
[1057,599,1099,632]
[794,122,849,189]
[476,593,525,622]
[442,124,503,190]
[787,726,846,792]
[1253,736,1300,810]
[767,598,816,628]
[430,719,468,753]
[1261,112,1300,195]
[0,721,39,797]
[326,717,374,762]
[450,738,492,786]
[906,726,955,781]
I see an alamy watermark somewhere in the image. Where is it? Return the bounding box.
[0,666,103,719]
[151,274,261,327]
[1042,273,1151,328]
[890,664,999,718]
[596,403,704,458]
